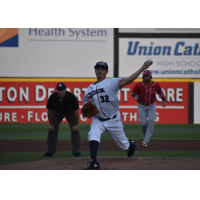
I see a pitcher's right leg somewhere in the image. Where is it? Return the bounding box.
[87,118,105,170]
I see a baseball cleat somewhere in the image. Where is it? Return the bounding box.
[86,160,100,170]
[142,141,148,148]
[73,153,81,157]
[43,152,53,157]
[127,138,135,157]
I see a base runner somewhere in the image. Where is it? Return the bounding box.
[131,70,166,148]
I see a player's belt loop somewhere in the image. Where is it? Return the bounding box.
[98,114,117,121]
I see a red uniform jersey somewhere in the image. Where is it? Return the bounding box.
[132,81,162,105]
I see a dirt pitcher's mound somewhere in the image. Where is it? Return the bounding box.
[1,157,200,170]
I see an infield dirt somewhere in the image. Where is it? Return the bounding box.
[0,140,200,170]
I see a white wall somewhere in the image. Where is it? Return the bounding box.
[0,28,114,78]
[194,82,200,124]
[119,38,200,78]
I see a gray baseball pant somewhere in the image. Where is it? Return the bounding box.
[46,110,80,155]
[138,102,156,144]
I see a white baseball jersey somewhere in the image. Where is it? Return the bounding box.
[83,78,130,151]
[83,78,122,118]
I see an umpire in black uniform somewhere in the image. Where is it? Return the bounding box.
[43,82,81,157]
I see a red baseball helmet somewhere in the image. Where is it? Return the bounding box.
[142,70,152,79]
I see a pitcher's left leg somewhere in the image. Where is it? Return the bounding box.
[106,116,135,157]
[106,118,129,150]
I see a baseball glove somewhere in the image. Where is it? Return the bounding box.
[81,101,98,118]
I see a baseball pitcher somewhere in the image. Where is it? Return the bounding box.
[82,60,153,170]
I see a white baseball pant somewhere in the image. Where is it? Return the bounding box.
[88,113,130,151]
[138,102,156,144]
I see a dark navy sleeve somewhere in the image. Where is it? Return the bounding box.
[46,93,55,110]
[70,94,79,110]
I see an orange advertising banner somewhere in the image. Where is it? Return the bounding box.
[0,79,188,124]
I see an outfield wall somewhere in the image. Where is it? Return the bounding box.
[1,28,200,79]
[0,28,200,124]
[0,78,199,124]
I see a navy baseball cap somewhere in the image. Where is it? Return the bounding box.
[94,61,108,70]
[56,82,66,91]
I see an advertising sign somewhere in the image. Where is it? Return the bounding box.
[0,79,188,124]
[0,28,114,78]
[119,28,200,33]
[119,38,200,78]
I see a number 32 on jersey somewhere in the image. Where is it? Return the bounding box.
[100,95,110,103]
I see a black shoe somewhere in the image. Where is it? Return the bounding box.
[74,153,81,157]
[127,138,135,157]
[43,152,53,157]
[86,160,100,170]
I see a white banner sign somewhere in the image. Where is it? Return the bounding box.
[119,38,200,78]
[194,82,200,124]
[0,28,114,77]
[119,28,200,33]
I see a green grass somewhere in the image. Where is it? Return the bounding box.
[0,123,199,166]
[0,123,200,140]
[0,151,199,166]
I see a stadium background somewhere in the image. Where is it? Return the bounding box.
[0,28,200,124]
[0,28,200,169]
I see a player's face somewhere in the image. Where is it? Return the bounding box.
[95,66,108,79]
[143,75,151,83]
[57,89,66,99]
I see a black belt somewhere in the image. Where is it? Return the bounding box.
[139,102,153,105]
[98,114,117,121]
[139,102,146,105]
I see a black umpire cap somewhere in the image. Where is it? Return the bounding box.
[56,82,66,91]
[94,61,108,70]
